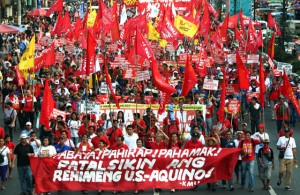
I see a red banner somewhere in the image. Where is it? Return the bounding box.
[246,92,260,102]
[30,149,241,193]
[228,100,241,113]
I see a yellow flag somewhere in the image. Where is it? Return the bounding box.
[19,35,35,70]
[159,39,167,48]
[147,22,160,41]
[87,10,97,27]
[174,15,198,38]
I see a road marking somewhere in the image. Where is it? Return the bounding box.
[269,186,277,195]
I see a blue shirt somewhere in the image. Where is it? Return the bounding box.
[54,144,70,153]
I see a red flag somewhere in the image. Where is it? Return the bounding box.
[101,1,116,34]
[104,57,120,109]
[40,80,54,129]
[151,60,177,94]
[158,7,181,42]
[256,27,263,49]
[51,11,64,36]
[247,20,258,53]
[158,92,171,115]
[218,13,229,41]
[46,0,63,17]
[62,11,72,33]
[73,18,83,39]
[110,2,120,43]
[282,70,300,115]
[34,43,55,71]
[16,67,24,86]
[181,54,198,97]
[234,27,242,42]
[236,51,250,90]
[86,30,96,76]
[268,33,275,60]
[93,1,103,36]
[205,0,218,19]
[228,14,239,28]
[239,11,247,36]
[135,30,154,60]
[259,57,266,108]
[267,13,282,36]
[198,4,210,36]
[217,71,226,123]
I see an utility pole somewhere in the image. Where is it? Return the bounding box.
[253,0,256,20]
[234,0,237,15]
[18,0,21,26]
[282,0,286,51]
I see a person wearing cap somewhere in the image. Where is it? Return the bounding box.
[20,122,33,138]
[13,134,34,195]
[163,110,180,133]
[91,127,110,149]
[252,124,269,177]
[241,123,248,133]
[248,97,262,134]
[258,139,274,190]
[276,127,297,190]
[238,131,261,192]
[274,96,289,132]
[184,132,204,149]
[21,90,37,127]
[278,120,294,138]
[3,101,17,141]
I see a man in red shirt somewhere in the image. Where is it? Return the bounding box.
[91,128,110,148]
[184,132,203,149]
[163,110,180,132]
[238,131,260,192]
[274,96,289,132]
[107,120,123,146]
[110,136,129,150]
[21,90,37,127]
[150,131,169,149]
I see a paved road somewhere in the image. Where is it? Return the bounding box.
[0,105,299,195]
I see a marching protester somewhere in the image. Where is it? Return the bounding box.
[3,101,17,141]
[0,137,10,190]
[258,139,274,190]
[4,135,15,178]
[276,128,297,190]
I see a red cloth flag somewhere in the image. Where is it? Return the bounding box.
[205,0,218,19]
[247,20,258,53]
[198,3,210,36]
[62,11,72,33]
[239,11,247,36]
[228,14,239,28]
[267,13,282,36]
[40,80,54,129]
[158,7,180,42]
[256,27,263,49]
[181,54,198,97]
[101,1,116,34]
[51,11,64,36]
[104,57,120,109]
[135,30,154,60]
[259,57,266,108]
[236,51,250,90]
[234,27,242,42]
[268,33,275,60]
[34,43,55,71]
[93,1,103,36]
[16,67,24,86]
[86,30,96,76]
[151,59,177,94]
[110,2,120,43]
[218,13,229,41]
[282,70,300,115]
[46,0,63,17]
[217,71,226,123]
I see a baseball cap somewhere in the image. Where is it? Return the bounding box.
[263,139,270,143]
[191,132,200,138]
[242,123,248,126]
[20,134,27,139]
[284,128,290,132]
[26,122,32,126]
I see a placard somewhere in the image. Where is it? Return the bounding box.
[51,108,67,121]
[136,71,150,82]
[246,92,260,102]
[203,79,219,90]
[228,100,240,113]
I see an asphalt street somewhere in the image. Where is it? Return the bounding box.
[0,105,299,195]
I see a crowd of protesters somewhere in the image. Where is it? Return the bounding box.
[0,1,299,195]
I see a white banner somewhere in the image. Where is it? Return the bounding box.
[203,79,219,91]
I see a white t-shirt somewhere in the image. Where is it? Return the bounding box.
[124,133,139,150]
[234,139,242,160]
[68,120,80,138]
[29,139,41,156]
[185,134,206,146]
[64,138,75,149]
[277,136,296,160]
[88,134,97,143]
[37,145,57,157]
[76,142,93,152]
[252,132,269,153]
[0,146,10,166]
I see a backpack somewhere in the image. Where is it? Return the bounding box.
[0,147,7,164]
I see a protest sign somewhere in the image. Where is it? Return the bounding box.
[246,92,260,102]
[30,148,241,193]
[50,108,66,121]
[123,69,136,79]
[100,82,116,94]
[227,100,240,113]
[203,79,219,91]
[80,101,101,117]
[226,83,240,95]
[55,53,64,62]
[136,71,150,82]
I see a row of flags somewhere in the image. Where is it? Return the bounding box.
[17,0,300,127]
